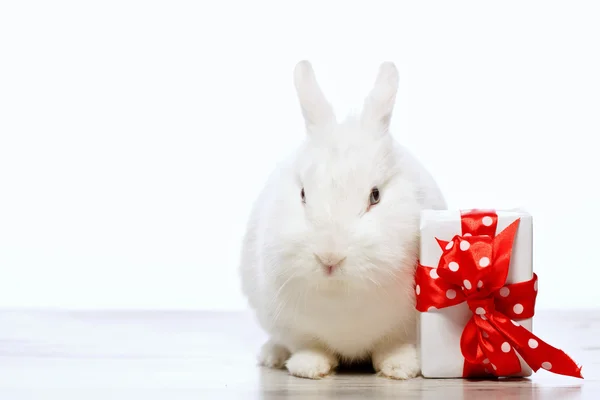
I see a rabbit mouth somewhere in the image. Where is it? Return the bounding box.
[314,253,347,277]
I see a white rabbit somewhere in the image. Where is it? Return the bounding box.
[239,60,446,379]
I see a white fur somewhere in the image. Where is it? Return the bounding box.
[240,61,446,379]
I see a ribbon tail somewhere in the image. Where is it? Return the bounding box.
[463,360,493,379]
[460,318,496,378]
[493,314,584,379]
[463,314,523,377]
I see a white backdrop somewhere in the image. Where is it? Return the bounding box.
[1,1,599,310]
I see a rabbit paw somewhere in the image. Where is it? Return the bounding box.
[286,349,338,379]
[373,343,420,380]
[257,340,290,369]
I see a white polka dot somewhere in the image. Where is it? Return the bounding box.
[492,364,497,371]
[479,257,490,267]
[446,289,457,300]
[476,307,486,315]
[499,287,510,297]
[542,362,552,370]
[513,304,524,315]
[416,285,421,295]
[501,342,511,353]
[464,233,472,237]
[482,331,489,338]
[430,269,439,279]
[483,358,490,364]
[477,280,484,288]
[427,306,437,312]
[534,280,538,292]
[484,368,490,374]
[482,216,494,226]
[460,241,470,251]
[480,315,487,321]
[528,339,539,349]
[463,279,472,290]
[445,241,454,250]
[511,320,520,326]
[449,261,459,272]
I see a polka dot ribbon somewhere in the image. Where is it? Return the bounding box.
[415,209,583,379]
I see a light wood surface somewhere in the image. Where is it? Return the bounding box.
[0,309,597,399]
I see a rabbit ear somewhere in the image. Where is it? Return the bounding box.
[361,62,399,134]
[294,60,336,133]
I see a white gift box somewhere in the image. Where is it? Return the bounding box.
[418,209,534,378]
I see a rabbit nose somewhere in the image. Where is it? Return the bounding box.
[315,252,346,275]
[316,252,345,266]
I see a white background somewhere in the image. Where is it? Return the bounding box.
[1,1,599,310]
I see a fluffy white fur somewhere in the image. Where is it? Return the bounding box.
[239,61,446,379]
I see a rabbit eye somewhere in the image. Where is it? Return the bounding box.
[301,188,306,203]
[369,187,380,206]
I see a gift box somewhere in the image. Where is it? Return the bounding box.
[415,209,582,379]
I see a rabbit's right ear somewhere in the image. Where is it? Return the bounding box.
[294,60,336,134]
[360,62,399,136]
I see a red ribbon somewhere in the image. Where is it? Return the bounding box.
[415,209,583,379]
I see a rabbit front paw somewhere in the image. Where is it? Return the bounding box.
[257,340,291,369]
[373,343,420,380]
[285,349,338,379]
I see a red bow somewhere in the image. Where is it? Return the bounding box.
[415,209,583,379]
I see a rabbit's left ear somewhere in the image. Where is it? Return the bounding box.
[361,62,399,135]
[294,60,336,135]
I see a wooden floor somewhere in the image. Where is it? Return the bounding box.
[0,309,598,399]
